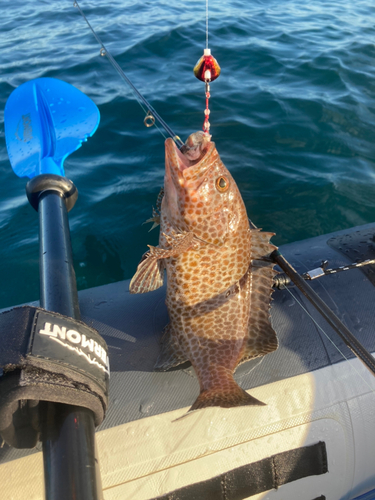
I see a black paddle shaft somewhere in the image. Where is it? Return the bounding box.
[271,250,375,376]
[26,175,102,500]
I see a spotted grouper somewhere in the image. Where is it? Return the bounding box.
[130,131,278,411]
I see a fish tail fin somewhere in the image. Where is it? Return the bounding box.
[189,385,265,412]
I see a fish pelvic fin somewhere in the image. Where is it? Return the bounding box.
[189,385,265,412]
[143,208,161,232]
[142,188,165,232]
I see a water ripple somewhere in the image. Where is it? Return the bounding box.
[0,0,375,307]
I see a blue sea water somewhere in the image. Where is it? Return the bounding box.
[0,0,375,309]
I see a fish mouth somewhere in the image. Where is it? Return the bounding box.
[166,131,214,178]
[171,142,192,172]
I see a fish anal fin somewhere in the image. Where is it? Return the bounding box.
[154,324,189,371]
[189,385,265,412]
[237,321,278,366]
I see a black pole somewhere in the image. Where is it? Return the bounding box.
[271,250,375,376]
[39,190,80,319]
[26,175,103,500]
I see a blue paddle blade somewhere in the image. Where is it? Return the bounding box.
[4,77,100,178]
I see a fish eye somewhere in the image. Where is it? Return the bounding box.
[215,176,229,192]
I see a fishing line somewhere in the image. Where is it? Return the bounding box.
[193,0,221,133]
[284,286,375,394]
[236,357,265,381]
[73,0,184,149]
[206,0,209,49]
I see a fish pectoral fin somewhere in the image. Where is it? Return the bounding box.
[129,251,165,294]
[154,324,190,371]
[130,232,195,294]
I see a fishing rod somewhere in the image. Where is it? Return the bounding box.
[271,250,375,377]
[273,257,375,288]
[73,0,184,150]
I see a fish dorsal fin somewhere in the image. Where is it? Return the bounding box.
[155,187,164,212]
[236,230,278,366]
[237,277,278,367]
[250,229,277,260]
[154,324,190,371]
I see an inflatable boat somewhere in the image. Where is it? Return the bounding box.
[1,222,375,500]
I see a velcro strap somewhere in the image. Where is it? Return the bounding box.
[152,442,328,500]
[0,306,109,448]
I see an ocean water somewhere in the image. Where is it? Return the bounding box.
[0,0,375,309]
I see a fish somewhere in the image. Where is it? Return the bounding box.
[130,131,278,411]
